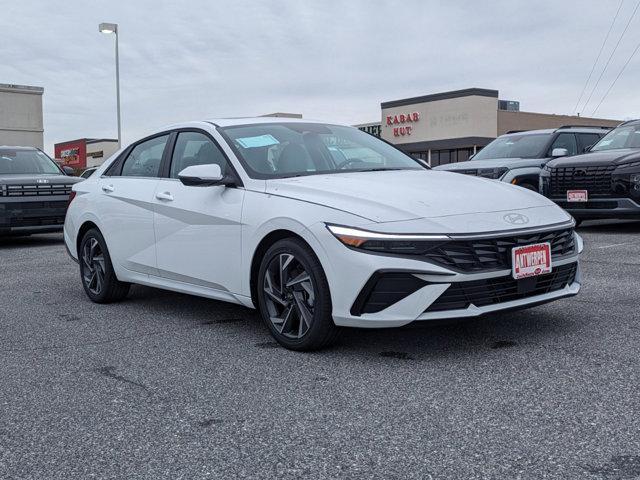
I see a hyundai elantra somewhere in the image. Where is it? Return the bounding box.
[64,118,582,350]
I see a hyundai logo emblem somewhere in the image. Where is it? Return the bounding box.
[574,169,587,177]
[503,213,529,225]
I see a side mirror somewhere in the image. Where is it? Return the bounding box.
[551,148,569,158]
[62,166,76,176]
[178,164,224,186]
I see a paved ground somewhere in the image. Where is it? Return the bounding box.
[1,222,639,480]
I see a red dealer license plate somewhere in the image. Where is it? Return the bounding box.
[511,242,552,280]
[567,190,588,202]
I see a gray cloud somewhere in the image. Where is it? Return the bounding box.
[2,0,639,153]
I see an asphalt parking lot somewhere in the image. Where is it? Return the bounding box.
[1,222,639,480]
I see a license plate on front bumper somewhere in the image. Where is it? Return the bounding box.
[567,190,588,202]
[511,242,552,280]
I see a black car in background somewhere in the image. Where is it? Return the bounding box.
[540,119,640,223]
[0,146,81,236]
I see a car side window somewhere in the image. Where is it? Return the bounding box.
[169,131,229,179]
[120,135,169,177]
[577,133,602,153]
[549,133,577,156]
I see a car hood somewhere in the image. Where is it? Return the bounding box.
[434,157,545,171]
[266,170,560,224]
[0,174,82,185]
[547,148,640,168]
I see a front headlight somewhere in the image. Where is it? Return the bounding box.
[326,225,450,255]
[477,167,508,179]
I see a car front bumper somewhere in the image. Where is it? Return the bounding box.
[310,222,582,328]
[550,197,640,219]
[0,196,69,235]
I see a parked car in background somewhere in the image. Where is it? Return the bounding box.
[65,118,582,351]
[434,126,611,190]
[0,146,82,236]
[540,119,640,223]
[80,167,97,179]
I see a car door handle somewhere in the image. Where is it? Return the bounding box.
[155,191,174,201]
[102,184,115,193]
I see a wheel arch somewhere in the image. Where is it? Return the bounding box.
[76,220,100,256]
[249,229,310,307]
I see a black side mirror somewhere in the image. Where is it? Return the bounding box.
[62,166,76,176]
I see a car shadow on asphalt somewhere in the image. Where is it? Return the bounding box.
[0,233,64,249]
[119,283,576,360]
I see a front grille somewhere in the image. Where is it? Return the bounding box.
[426,262,577,312]
[421,228,575,273]
[549,165,616,196]
[0,200,68,228]
[3,184,72,197]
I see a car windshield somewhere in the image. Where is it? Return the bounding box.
[220,122,425,179]
[0,149,62,175]
[590,124,640,152]
[473,133,550,160]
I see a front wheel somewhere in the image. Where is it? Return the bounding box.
[257,238,339,351]
[79,228,130,303]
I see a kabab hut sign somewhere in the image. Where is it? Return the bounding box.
[385,112,420,137]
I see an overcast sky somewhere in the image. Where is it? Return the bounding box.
[2,0,640,153]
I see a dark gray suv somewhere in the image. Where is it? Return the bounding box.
[0,146,81,236]
[434,126,611,190]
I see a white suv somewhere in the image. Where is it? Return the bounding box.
[65,118,583,350]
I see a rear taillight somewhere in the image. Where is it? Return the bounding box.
[67,190,77,206]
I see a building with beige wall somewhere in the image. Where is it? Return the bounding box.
[0,83,44,149]
[363,88,621,166]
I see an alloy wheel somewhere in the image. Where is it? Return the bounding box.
[263,253,316,339]
[82,237,106,295]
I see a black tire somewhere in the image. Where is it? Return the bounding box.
[79,228,130,303]
[256,238,339,351]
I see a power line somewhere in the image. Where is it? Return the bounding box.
[573,0,623,114]
[580,0,640,115]
[592,38,640,115]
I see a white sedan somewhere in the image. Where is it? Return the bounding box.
[64,118,582,350]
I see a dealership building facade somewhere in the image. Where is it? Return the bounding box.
[360,88,621,166]
[0,83,44,149]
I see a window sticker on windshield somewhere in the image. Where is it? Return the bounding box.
[236,134,280,148]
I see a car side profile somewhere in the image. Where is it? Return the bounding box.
[65,118,583,350]
[540,119,640,222]
[1,146,82,236]
[434,126,611,190]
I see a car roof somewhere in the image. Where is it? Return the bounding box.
[159,117,345,132]
[0,145,38,150]
[503,126,614,137]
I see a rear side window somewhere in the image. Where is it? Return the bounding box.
[169,132,229,178]
[577,133,604,153]
[549,133,577,156]
[120,135,169,177]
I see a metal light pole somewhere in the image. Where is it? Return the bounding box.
[99,22,121,148]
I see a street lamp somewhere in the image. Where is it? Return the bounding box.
[99,22,121,148]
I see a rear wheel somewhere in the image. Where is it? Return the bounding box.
[79,228,130,303]
[257,238,339,351]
